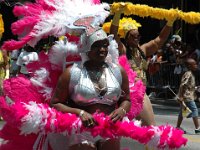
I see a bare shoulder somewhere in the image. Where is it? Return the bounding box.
[118,65,127,77]
[59,66,72,83]
[119,43,127,55]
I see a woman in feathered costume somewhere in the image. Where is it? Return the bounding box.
[0,0,187,150]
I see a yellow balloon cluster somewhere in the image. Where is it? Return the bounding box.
[111,2,200,24]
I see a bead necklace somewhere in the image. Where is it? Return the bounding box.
[85,62,107,82]
[87,69,104,82]
[85,64,108,97]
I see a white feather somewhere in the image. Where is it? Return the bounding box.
[107,36,119,64]
[29,0,110,46]
[49,39,78,70]
[147,126,162,149]
[21,102,46,135]
[30,68,53,100]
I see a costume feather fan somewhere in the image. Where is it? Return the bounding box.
[2,0,110,50]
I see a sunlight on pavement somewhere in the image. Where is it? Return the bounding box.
[184,134,200,143]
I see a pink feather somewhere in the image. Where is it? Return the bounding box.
[2,36,32,51]
[11,16,39,35]
[3,77,43,104]
[13,3,44,17]
[118,55,145,119]
[0,100,187,149]
[0,125,38,150]
[91,0,101,4]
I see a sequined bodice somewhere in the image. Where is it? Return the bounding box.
[129,48,148,84]
[69,63,122,106]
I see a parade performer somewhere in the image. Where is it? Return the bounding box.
[0,0,187,150]
[105,3,177,126]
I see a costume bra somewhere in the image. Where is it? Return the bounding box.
[129,48,148,84]
[69,63,122,106]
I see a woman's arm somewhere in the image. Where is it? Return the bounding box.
[118,66,131,110]
[109,66,131,122]
[141,23,172,57]
[110,7,126,55]
[50,67,82,116]
[51,67,97,127]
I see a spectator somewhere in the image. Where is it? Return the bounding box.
[176,58,200,134]
[10,49,21,77]
[163,42,176,63]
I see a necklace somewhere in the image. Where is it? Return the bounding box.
[85,64,108,97]
[85,62,107,82]
[87,69,104,82]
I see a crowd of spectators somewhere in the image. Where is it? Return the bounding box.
[147,34,200,99]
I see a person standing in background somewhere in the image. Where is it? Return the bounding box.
[176,58,200,134]
[109,4,177,126]
[10,49,20,77]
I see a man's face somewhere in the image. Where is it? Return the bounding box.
[189,60,198,71]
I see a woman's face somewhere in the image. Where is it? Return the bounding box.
[88,39,109,62]
[126,29,141,47]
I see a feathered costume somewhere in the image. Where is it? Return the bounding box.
[0,0,187,149]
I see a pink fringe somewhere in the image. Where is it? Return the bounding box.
[0,124,37,150]
[27,51,62,101]
[0,99,187,149]
[2,1,56,50]
[3,77,43,104]
[2,36,33,51]
[91,0,100,4]
[13,3,49,17]
[11,16,38,35]
[118,55,145,119]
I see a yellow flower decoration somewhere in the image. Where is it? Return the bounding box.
[111,2,200,24]
[102,17,141,38]
[0,14,4,39]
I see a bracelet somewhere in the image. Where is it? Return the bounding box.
[79,110,84,117]
[120,107,127,115]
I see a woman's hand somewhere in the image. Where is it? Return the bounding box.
[109,107,126,123]
[79,110,97,128]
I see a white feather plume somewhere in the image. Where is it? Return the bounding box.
[28,0,110,46]
[49,38,78,70]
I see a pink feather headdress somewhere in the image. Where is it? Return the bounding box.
[2,0,109,50]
